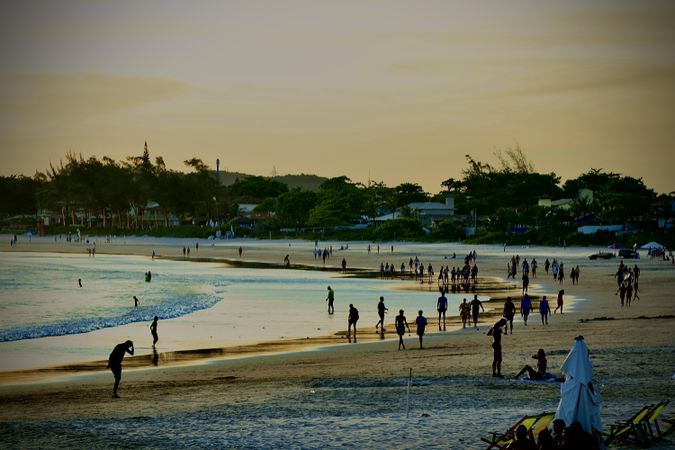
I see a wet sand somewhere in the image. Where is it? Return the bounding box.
[1,236,674,449]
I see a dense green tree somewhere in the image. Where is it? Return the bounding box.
[228,175,288,201]
[275,189,317,227]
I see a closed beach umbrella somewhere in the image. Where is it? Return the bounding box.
[555,336,603,436]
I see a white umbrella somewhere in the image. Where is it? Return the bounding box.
[555,336,603,437]
[639,241,664,250]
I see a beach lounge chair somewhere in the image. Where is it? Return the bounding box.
[603,404,653,447]
[662,416,675,436]
[481,412,553,450]
[643,400,669,441]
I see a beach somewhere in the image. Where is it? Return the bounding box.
[1,235,674,449]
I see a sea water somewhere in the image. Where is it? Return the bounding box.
[0,252,473,371]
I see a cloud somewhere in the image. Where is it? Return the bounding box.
[0,73,186,122]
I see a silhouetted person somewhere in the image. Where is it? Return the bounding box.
[78,278,82,288]
[555,289,564,314]
[437,289,448,330]
[459,298,470,328]
[415,310,427,349]
[488,318,506,377]
[375,296,388,331]
[563,421,599,450]
[341,258,347,272]
[133,296,139,308]
[107,340,134,398]
[503,297,516,334]
[539,296,551,325]
[514,348,547,380]
[347,304,359,342]
[395,310,410,350]
[470,295,485,328]
[507,424,537,449]
[238,246,242,257]
[150,316,159,347]
[326,286,335,314]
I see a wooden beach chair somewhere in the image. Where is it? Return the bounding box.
[603,404,653,447]
[643,400,669,441]
[481,412,552,450]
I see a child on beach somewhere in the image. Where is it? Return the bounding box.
[395,310,410,350]
[415,310,427,349]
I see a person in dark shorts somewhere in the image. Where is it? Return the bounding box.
[375,296,388,331]
[470,295,485,329]
[107,340,134,398]
[503,297,516,334]
[347,304,359,343]
[487,318,506,377]
[150,316,159,347]
[415,310,428,349]
[326,286,335,314]
[395,309,410,350]
[514,348,547,380]
[437,289,448,330]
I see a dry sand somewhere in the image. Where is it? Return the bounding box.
[1,236,674,449]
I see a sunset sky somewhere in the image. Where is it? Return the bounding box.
[1,0,673,194]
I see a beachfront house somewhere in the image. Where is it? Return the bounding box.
[408,195,455,226]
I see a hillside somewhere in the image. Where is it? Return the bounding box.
[215,171,327,192]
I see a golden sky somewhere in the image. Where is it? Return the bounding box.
[1,0,674,194]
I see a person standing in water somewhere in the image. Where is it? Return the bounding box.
[375,296,388,331]
[133,296,139,308]
[395,309,410,350]
[415,310,428,349]
[325,286,335,314]
[107,340,134,398]
[488,318,506,377]
[150,316,159,347]
[78,278,82,288]
[347,304,359,343]
[437,289,448,331]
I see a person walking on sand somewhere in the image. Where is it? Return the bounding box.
[395,309,410,350]
[503,297,516,334]
[341,258,347,272]
[554,290,564,314]
[522,272,529,294]
[437,289,448,330]
[326,286,335,314]
[539,296,551,325]
[415,310,428,349]
[133,296,139,308]
[238,246,242,257]
[107,340,134,398]
[459,298,470,328]
[520,293,532,326]
[78,278,82,288]
[150,316,159,347]
[347,304,359,343]
[375,296,388,330]
[470,295,485,329]
[487,318,506,378]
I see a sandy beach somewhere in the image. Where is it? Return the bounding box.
[1,235,674,449]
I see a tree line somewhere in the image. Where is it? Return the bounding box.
[0,144,671,244]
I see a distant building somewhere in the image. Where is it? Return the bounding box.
[408,196,455,226]
[538,189,593,211]
[238,204,258,218]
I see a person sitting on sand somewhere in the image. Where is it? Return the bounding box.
[395,310,410,350]
[347,304,359,343]
[107,340,134,398]
[150,316,159,347]
[437,289,448,330]
[514,348,547,380]
[487,318,507,377]
[326,286,335,314]
[503,297,516,334]
[415,310,427,349]
[507,424,537,450]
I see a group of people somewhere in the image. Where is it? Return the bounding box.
[615,261,641,307]
[507,419,600,450]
